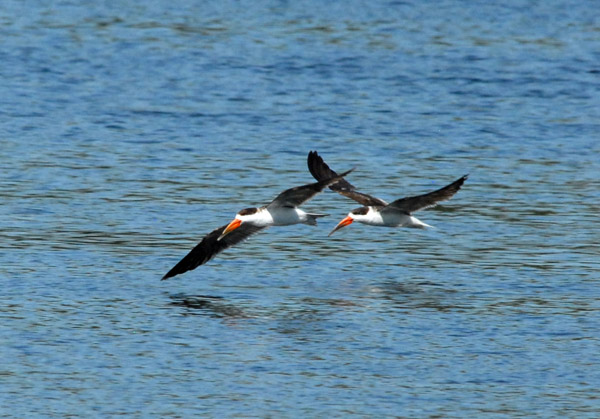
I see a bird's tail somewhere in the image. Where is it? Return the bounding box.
[406,216,433,229]
[305,213,328,226]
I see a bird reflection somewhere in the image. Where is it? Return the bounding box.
[168,294,247,318]
[374,280,462,312]
[166,280,462,321]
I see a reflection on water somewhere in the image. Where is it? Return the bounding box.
[373,280,463,312]
[169,294,248,318]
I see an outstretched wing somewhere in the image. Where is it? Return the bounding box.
[162,223,266,280]
[383,175,468,214]
[267,167,354,209]
[307,150,388,207]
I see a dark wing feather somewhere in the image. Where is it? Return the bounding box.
[161,223,266,280]
[383,175,468,214]
[307,150,388,206]
[267,168,354,209]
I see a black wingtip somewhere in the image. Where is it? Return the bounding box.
[338,167,355,178]
[308,150,353,181]
[450,174,468,192]
[307,150,331,180]
[161,266,179,280]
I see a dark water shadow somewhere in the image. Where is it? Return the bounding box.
[373,279,466,312]
[167,293,249,318]
[164,277,467,325]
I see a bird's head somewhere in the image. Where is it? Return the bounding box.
[218,207,260,241]
[328,207,370,236]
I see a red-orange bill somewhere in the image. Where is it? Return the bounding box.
[218,218,242,240]
[328,216,353,236]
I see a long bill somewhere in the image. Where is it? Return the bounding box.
[218,219,242,241]
[328,216,353,236]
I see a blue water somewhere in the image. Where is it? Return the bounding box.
[2,1,600,417]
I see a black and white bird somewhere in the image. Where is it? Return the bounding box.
[161,163,353,280]
[307,151,467,236]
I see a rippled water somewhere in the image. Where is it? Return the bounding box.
[2,1,599,417]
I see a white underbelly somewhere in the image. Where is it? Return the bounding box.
[269,208,304,226]
[378,212,427,228]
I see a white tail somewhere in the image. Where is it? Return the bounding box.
[405,216,432,229]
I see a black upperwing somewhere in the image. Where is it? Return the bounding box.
[161,223,266,280]
[307,150,387,207]
[384,175,468,214]
[267,167,354,209]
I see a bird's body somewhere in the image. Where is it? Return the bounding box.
[345,206,432,229]
[270,207,324,226]
[223,206,325,229]
[161,163,352,280]
[307,151,466,235]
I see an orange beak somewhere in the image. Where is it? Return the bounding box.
[329,216,353,236]
[218,218,242,241]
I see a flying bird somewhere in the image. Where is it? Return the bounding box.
[307,151,467,236]
[161,164,353,280]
